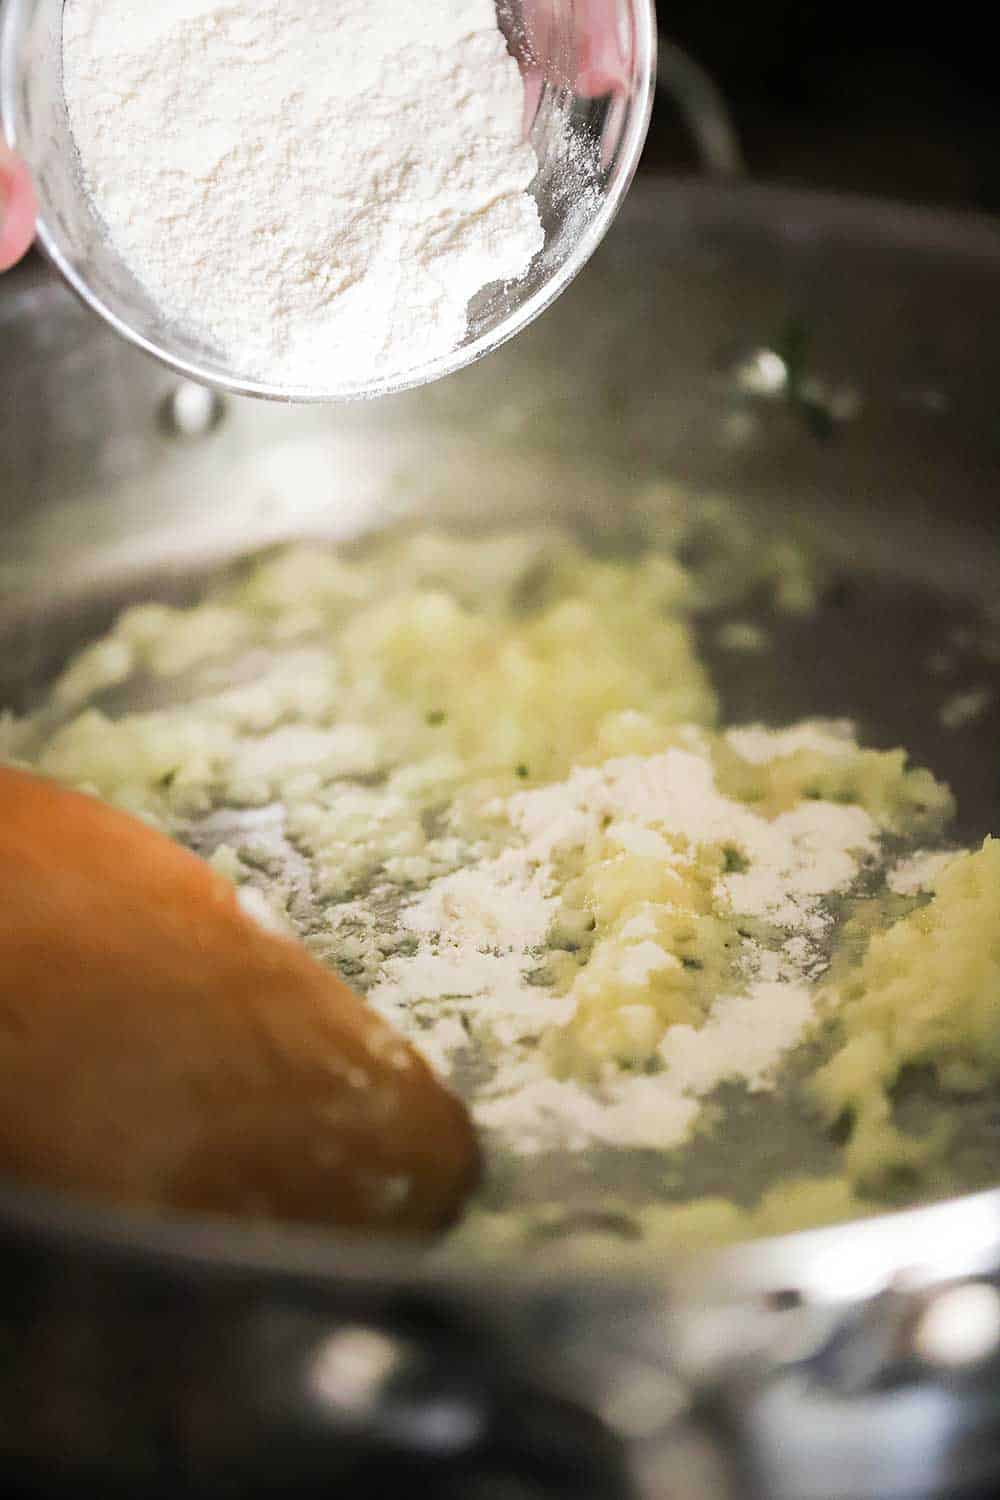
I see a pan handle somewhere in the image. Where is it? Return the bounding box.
[656,35,746,178]
[0,1217,647,1500]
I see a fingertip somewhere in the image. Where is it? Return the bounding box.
[521,70,543,137]
[0,153,37,271]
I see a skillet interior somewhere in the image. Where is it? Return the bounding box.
[3,180,1000,1258]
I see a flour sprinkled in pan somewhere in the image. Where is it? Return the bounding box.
[364,732,881,1153]
[13,526,968,1248]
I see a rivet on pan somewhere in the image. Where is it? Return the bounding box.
[308,1326,405,1416]
[731,347,788,397]
[159,381,227,439]
[913,1282,1000,1369]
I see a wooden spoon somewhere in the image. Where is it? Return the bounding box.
[0,766,478,1233]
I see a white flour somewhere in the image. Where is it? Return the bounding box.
[726,720,856,765]
[62,0,543,388]
[888,848,957,896]
[363,732,879,1155]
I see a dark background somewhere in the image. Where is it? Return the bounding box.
[642,4,999,213]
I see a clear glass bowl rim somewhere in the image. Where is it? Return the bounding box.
[0,0,657,404]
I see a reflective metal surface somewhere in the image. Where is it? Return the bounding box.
[4,180,1000,1496]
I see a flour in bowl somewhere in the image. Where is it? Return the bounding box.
[62,0,544,388]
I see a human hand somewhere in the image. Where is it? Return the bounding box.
[518,0,631,134]
[520,0,630,95]
[0,139,36,271]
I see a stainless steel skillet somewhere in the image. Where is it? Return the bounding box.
[3,179,1000,1499]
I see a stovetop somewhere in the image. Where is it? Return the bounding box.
[643,13,999,218]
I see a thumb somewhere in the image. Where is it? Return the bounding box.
[0,138,37,271]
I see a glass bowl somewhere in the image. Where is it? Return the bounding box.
[0,0,656,403]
